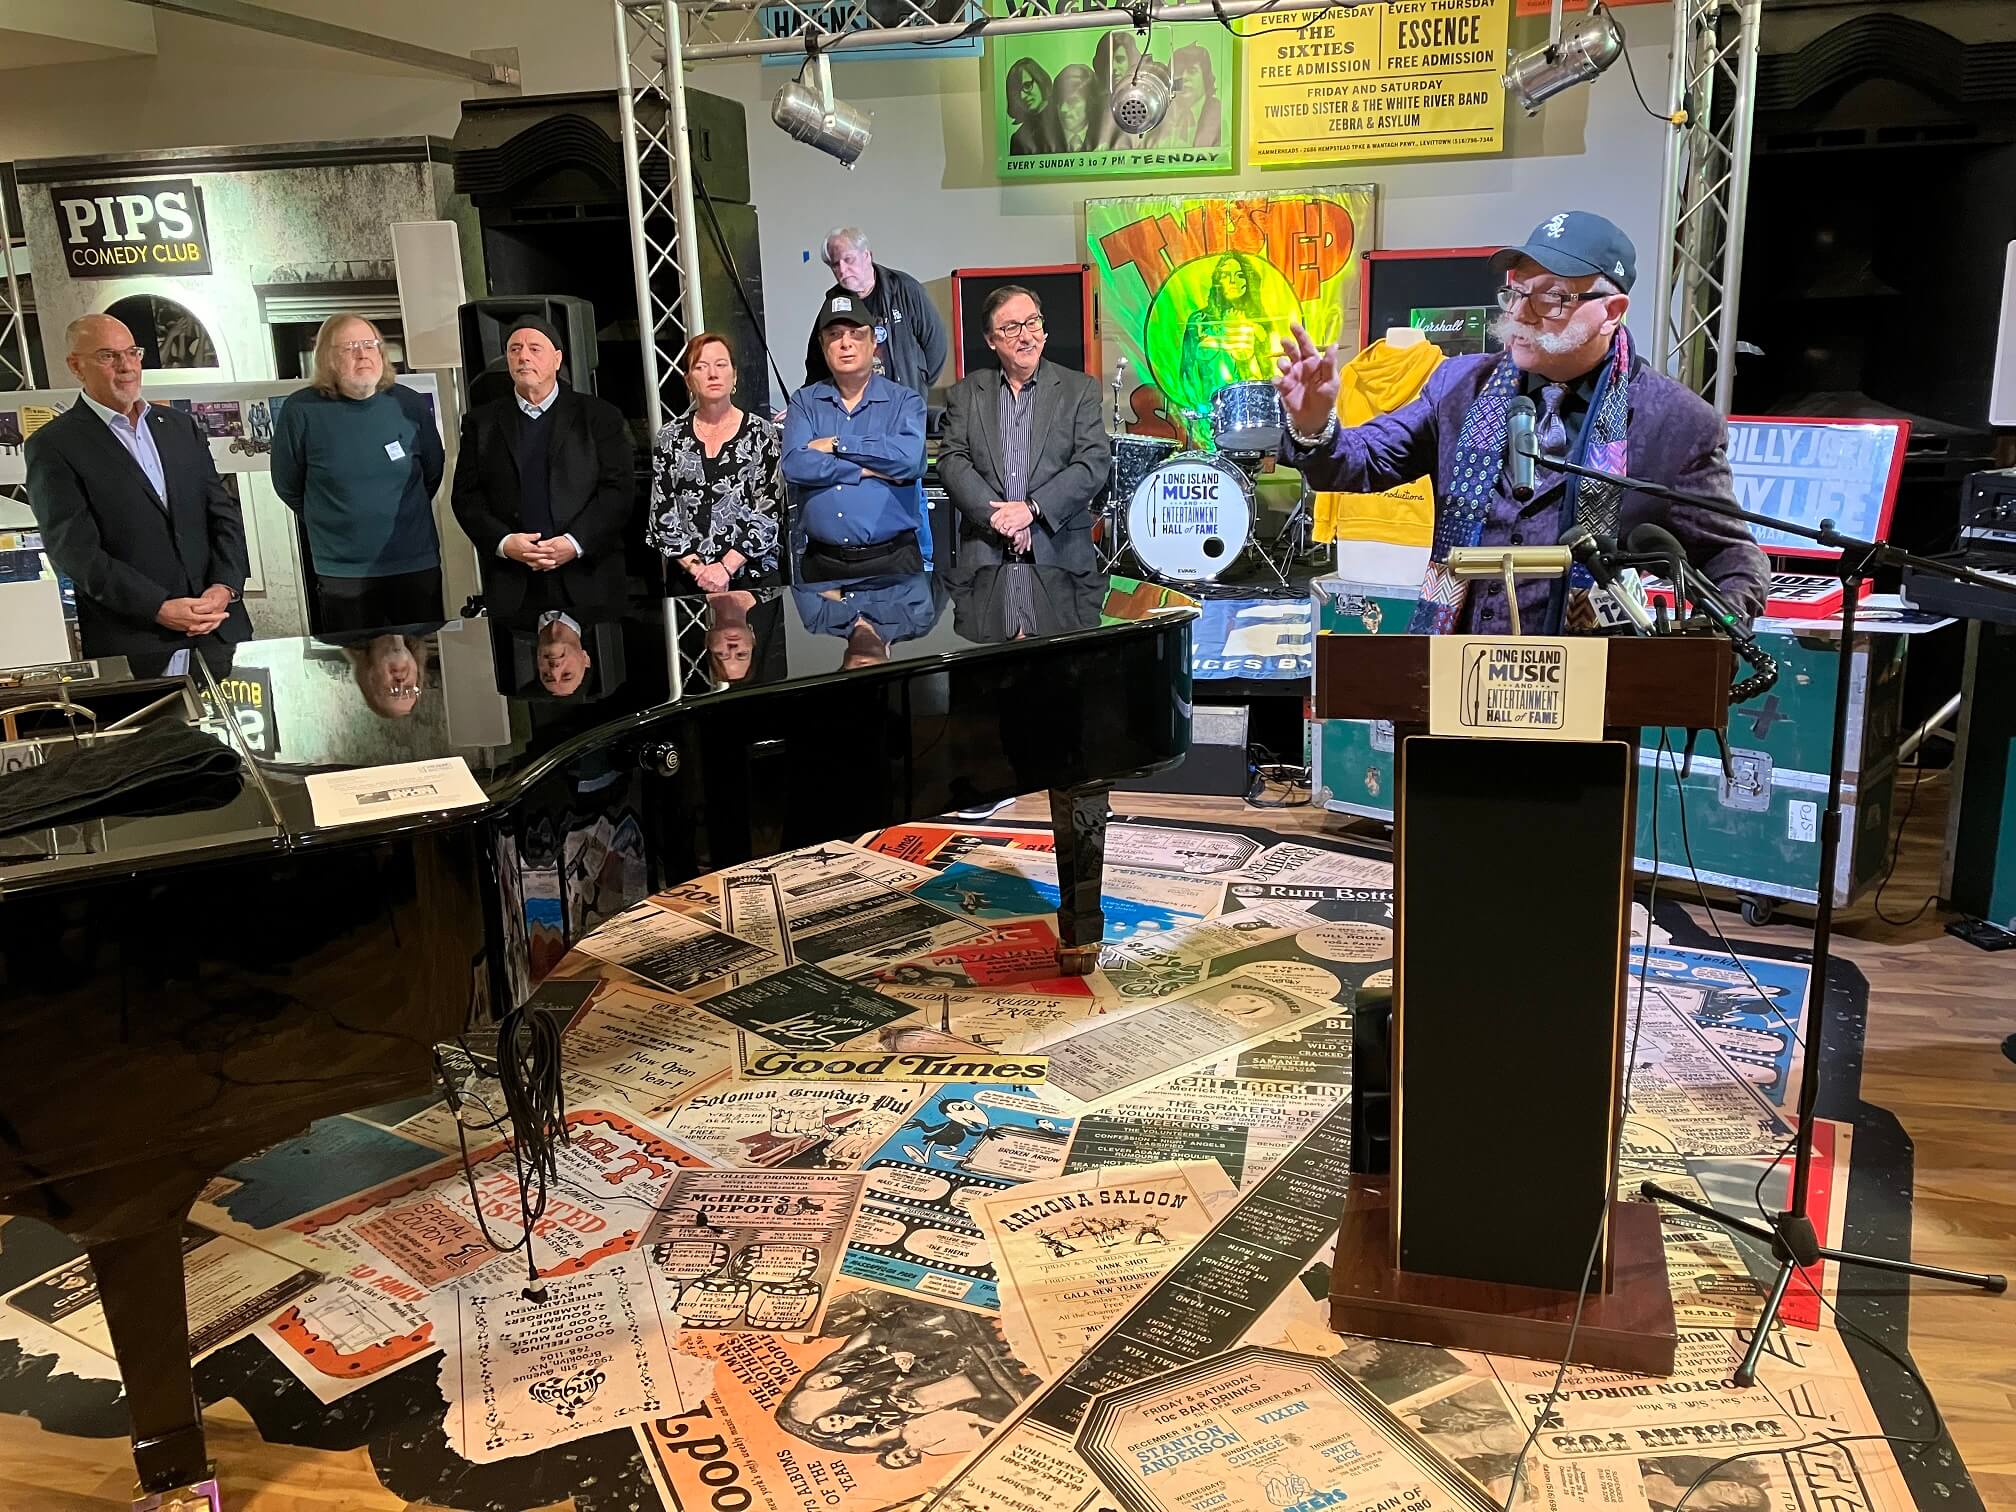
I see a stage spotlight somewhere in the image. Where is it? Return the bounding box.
[1504,4,1624,114]
[1110,54,1173,136]
[773,52,872,166]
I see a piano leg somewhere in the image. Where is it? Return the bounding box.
[1048,783,1111,975]
[86,1217,213,1500]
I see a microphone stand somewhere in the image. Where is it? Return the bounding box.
[1524,446,2010,1386]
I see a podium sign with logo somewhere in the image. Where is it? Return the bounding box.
[1427,635,1607,741]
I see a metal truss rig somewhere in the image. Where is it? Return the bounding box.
[1649,0,1763,412]
[0,185,34,391]
[613,0,1341,434]
[619,0,1763,417]
[674,0,1342,61]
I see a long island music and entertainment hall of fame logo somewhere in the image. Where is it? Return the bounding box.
[1459,641,1570,731]
[1143,250,1303,421]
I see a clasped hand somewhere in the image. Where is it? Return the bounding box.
[157,584,231,635]
[989,501,1033,535]
[503,532,578,571]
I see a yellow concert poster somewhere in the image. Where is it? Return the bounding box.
[1246,0,1510,165]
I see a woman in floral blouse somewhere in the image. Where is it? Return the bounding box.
[647,332,784,590]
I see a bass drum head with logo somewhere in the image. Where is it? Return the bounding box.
[1127,453,1253,581]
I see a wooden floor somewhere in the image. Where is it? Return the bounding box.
[2,780,2011,1511]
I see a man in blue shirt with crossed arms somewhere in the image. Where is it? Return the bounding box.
[783,294,932,582]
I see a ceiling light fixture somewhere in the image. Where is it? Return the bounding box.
[773,50,872,166]
[1504,3,1624,114]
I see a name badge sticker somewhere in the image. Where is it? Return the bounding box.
[385,440,406,461]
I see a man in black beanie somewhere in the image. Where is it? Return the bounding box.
[452,316,635,619]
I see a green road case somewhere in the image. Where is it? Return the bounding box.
[1311,590,1908,920]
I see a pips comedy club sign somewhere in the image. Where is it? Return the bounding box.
[50,179,212,278]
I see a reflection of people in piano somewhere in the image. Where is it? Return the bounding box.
[1179,254,1276,397]
[339,632,430,719]
[704,589,787,688]
[535,610,593,697]
[1276,211,1769,636]
[648,331,784,593]
[948,563,1104,643]
[791,574,942,669]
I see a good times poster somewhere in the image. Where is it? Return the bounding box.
[1087,188,1375,431]
[991,16,1235,180]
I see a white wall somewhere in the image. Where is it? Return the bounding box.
[4,0,1679,406]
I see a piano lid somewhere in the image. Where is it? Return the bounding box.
[0,571,1195,885]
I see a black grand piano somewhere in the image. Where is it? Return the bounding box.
[0,568,1192,1499]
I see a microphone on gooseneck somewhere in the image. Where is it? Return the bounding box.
[1627,522,1779,706]
[1505,396,1538,502]
[1559,524,1655,634]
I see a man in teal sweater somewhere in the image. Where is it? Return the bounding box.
[272,313,446,633]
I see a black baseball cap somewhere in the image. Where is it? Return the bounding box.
[506,315,565,349]
[814,293,874,334]
[1489,211,1637,292]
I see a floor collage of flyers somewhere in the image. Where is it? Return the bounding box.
[0,814,1980,1512]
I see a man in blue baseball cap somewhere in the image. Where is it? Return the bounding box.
[1275,210,1767,636]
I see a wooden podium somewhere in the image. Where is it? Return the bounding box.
[1316,633,1733,1376]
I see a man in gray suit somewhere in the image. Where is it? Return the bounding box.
[937,286,1108,574]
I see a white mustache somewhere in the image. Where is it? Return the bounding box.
[1490,312,1585,356]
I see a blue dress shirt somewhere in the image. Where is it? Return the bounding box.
[781,376,931,560]
[79,390,168,505]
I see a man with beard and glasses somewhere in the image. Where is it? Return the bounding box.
[1274,211,1768,636]
[273,312,446,632]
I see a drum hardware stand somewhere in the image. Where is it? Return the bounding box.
[1523,447,2011,1383]
[1266,480,1321,583]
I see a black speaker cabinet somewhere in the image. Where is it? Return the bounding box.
[951,264,1096,380]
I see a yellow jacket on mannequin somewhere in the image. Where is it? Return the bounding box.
[1313,333,1445,544]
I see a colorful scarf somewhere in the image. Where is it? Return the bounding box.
[1407,327,1634,635]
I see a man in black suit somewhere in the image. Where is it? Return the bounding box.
[25,313,251,674]
[937,285,1109,576]
[451,317,635,621]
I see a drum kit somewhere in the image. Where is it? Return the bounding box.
[1097,365,1320,587]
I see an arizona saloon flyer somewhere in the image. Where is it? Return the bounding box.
[1246,0,1509,165]
[967,1160,1237,1379]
